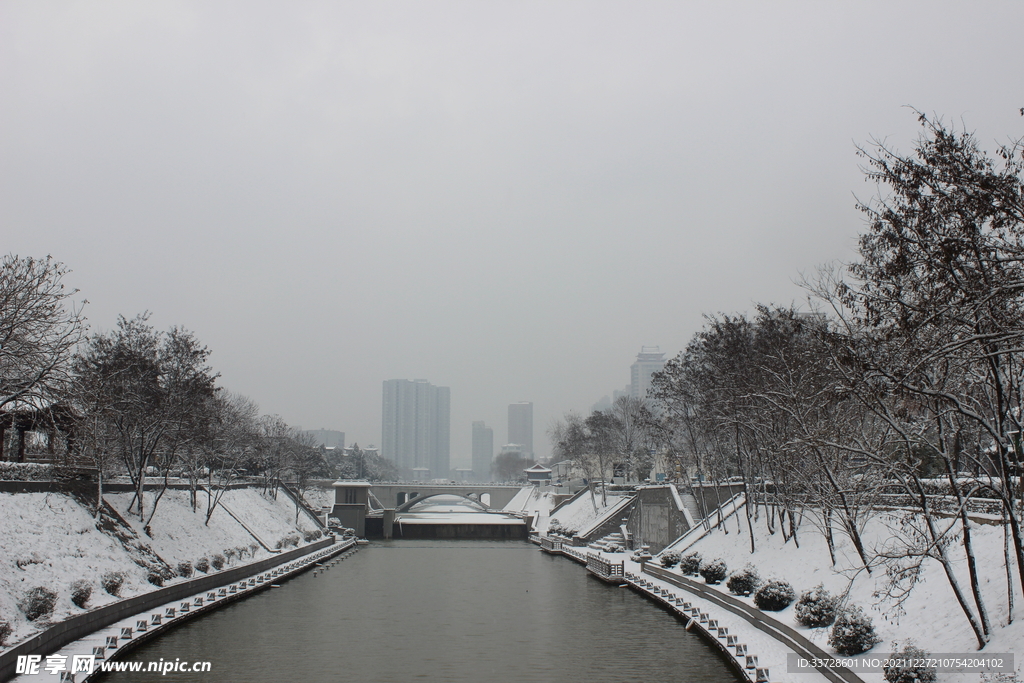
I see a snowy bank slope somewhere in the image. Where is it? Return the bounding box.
[0,493,149,643]
[546,489,626,536]
[674,507,1023,681]
[105,488,317,562]
[0,486,321,653]
[501,487,555,530]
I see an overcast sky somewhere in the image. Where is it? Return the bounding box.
[3,1,1022,467]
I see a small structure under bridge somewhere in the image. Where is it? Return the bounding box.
[329,481,529,539]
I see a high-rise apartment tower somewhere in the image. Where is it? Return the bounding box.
[381,379,450,479]
[630,346,666,400]
[507,402,533,461]
[471,421,494,482]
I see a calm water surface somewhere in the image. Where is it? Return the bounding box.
[102,540,742,683]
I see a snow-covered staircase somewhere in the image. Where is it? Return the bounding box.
[588,531,626,552]
[679,492,702,523]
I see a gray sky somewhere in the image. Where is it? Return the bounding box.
[3,1,1022,467]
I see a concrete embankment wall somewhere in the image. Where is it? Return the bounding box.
[625,486,692,554]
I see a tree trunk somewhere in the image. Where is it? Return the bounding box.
[696,479,711,531]
[1005,511,1015,624]
[744,481,755,553]
[95,468,103,520]
[821,458,871,573]
[824,508,837,566]
[916,480,988,649]
[946,466,990,636]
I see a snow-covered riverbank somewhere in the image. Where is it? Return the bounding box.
[0,485,324,654]
[561,502,1024,683]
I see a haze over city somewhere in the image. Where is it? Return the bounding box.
[3,1,1022,467]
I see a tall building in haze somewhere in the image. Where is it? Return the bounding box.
[303,429,345,449]
[507,402,533,461]
[471,421,494,482]
[630,346,666,400]
[381,379,450,479]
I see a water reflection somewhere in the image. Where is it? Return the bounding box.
[101,540,743,683]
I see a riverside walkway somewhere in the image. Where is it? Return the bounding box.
[535,534,862,683]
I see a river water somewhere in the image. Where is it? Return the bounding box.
[101,539,742,683]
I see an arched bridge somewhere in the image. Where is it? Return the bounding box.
[394,492,493,513]
[370,484,525,511]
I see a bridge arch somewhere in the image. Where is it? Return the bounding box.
[395,492,491,513]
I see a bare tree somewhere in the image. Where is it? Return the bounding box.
[550,412,600,510]
[0,255,86,414]
[74,314,219,527]
[609,395,659,482]
[202,392,260,524]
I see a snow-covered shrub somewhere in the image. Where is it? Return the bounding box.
[101,571,125,597]
[70,579,92,608]
[224,548,237,563]
[0,620,11,645]
[303,530,320,542]
[235,545,249,559]
[276,533,300,549]
[147,572,165,587]
[211,554,226,571]
[828,605,881,655]
[660,552,681,568]
[327,516,341,527]
[754,579,795,610]
[195,557,210,573]
[19,587,57,621]
[884,643,937,683]
[699,558,728,584]
[630,549,653,563]
[679,552,702,575]
[795,584,838,627]
[0,462,52,481]
[726,564,761,595]
[177,561,193,579]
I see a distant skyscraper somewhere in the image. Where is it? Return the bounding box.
[508,402,533,460]
[381,379,450,479]
[471,421,494,482]
[303,429,345,449]
[630,346,666,400]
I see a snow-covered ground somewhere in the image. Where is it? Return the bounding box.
[0,492,153,646]
[0,486,322,653]
[645,505,1024,683]
[299,485,335,512]
[105,488,319,560]
[502,486,556,530]
[543,488,627,537]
